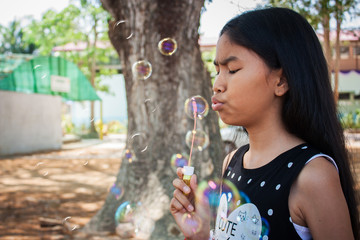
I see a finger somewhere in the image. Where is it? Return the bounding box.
[173,189,194,212]
[173,178,191,195]
[170,197,186,212]
[177,167,184,179]
[190,174,198,193]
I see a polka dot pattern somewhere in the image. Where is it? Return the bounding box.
[219,144,316,239]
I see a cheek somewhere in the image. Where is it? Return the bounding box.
[231,78,272,112]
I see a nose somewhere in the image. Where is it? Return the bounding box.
[213,75,226,94]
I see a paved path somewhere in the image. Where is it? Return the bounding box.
[0,134,127,240]
[0,133,359,239]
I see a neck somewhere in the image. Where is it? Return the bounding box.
[244,122,304,169]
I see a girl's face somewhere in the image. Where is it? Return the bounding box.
[212,34,284,128]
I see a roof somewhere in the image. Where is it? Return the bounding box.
[317,30,360,42]
[0,54,100,101]
[52,41,112,52]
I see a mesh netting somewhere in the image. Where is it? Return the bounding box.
[0,54,100,101]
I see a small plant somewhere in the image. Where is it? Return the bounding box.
[107,120,127,134]
[61,114,75,134]
[340,109,360,132]
[95,120,127,135]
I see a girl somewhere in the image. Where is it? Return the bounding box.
[170,7,359,240]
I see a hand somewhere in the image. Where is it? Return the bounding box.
[170,167,211,240]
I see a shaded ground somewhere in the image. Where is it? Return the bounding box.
[0,133,360,240]
[0,135,126,240]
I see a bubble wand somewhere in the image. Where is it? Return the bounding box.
[183,98,197,187]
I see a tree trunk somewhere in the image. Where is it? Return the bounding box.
[334,19,341,104]
[322,15,332,72]
[83,0,224,239]
[334,2,343,105]
[90,21,98,136]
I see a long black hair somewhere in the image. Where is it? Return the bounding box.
[220,7,359,238]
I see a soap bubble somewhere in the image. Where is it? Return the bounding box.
[123,148,136,163]
[62,216,79,232]
[33,64,48,80]
[34,162,44,169]
[71,225,79,231]
[236,191,251,207]
[260,217,270,239]
[34,161,49,176]
[158,37,178,56]
[129,132,148,153]
[134,216,155,238]
[144,98,158,113]
[62,216,72,225]
[184,95,209,119]
[170,153,189,173]
[114,201,146,238]
[132,60,152,80]
[109,182,124,200]
[115,201,141,225]
[196,178,241,218]
[181,212,203,234]
[113,20,133,39]
[185,130,209,151]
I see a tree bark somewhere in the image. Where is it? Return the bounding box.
[334,18,341,104]
[89,18,99,136]
[334,1,343,105]
[84,0,224,239]
[322,15,332,72]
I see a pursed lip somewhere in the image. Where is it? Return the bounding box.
[211,96,224,111]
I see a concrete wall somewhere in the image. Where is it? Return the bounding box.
[0,90,62,156]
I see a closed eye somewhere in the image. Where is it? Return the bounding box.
[229,69,240,74]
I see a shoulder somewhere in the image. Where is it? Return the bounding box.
[221,144,249,176]
[297,156,339,188]
[289,156,340,221]
[222,149,237,176]
[290,156,341,207]
[289,156,353,238]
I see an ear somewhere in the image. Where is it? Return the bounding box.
[274,70,288,97]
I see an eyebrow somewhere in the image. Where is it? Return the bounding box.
[213,56,239,66]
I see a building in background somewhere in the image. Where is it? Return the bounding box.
[0,55,100,155]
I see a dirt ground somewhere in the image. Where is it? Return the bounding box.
[1,134,360,240]
[0,135,126,240]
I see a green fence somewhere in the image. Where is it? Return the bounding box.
[0,54,100,101]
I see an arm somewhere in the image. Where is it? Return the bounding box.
[289,157,354,240]
[170,168,210,240]
[170,150,237,240]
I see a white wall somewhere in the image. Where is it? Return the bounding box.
[0,90,62,156]
[335,71,360,95]
[69,74,128,127]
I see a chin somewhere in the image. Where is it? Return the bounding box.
[220,116,240,126]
